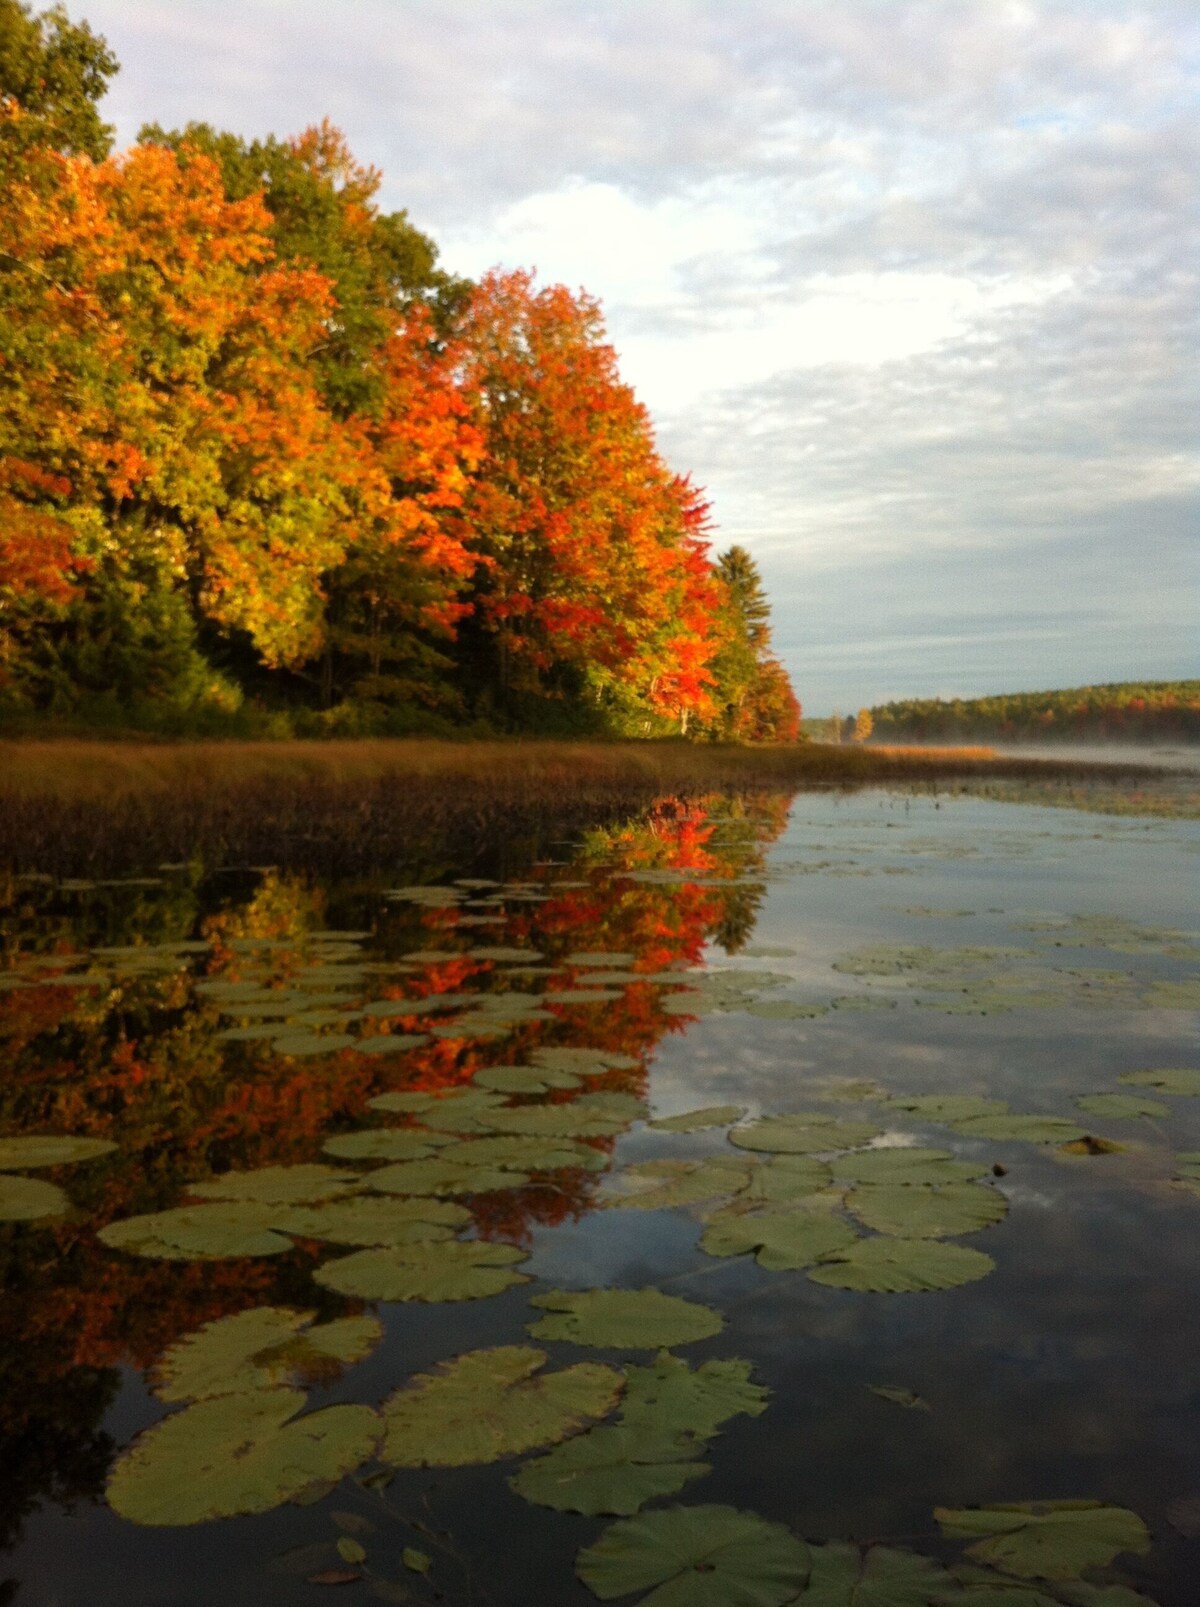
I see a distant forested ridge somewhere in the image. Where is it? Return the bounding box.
[0,1,799,740]
[867,682,1200,744]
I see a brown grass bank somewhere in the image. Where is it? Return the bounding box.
[0,738,1170,877]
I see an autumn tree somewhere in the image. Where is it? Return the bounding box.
[0,0,116,158]
[705,545,800,740]
[853,707,874,743]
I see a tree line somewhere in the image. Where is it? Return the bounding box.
[866,682,1200,744]
[0,1,800,741]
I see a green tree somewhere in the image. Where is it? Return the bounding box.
[706,545,799,741]
[0,0,117,158]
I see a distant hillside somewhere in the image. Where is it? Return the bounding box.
[867,681,1200,744]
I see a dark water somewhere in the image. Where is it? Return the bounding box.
[1,786,1198,1606]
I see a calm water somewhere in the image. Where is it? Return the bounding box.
[1,785,1198,1606]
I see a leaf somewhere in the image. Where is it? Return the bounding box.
[475,1065,582,1093]
[337,1538,367,1565]
[402,1548,432,1575]
[380,1345,621,1467]
[808,1237,995,1293]
[530,1046,640,1074]
[364,1159,528,1196]
[867,1385,930,1411]
[566,952,636,966]
[950,1116,1089,1145]
[368,1088,503,1116]
[279,1196,469,1246]
[481,1104,627,1139]
[887,1096,1009,1123]
[1075,1094,1169,1119]
[575,1503,810,1605]
[315,1239,530,1302]
[188,1165,361,1205]
[511,1424,708,1515]
[107,1388,380,1526]
[647,1106,746,1133]
[354,1034,430,1055]
[528,1288,723,1350]
[700,1204,859,1270]
[0,1173,69,1221]
[98,1203,295,1260]
[151,1307,383,1401]
[435,1135,607,1172]
[934,1500,1151,1580]
[801,1540,956,1604]
[729,1114,880,1154]
[619,1354,769,1441]
[0,1134,116,1170]
[322,1130,445,1163]
[1119,1068,1200,1096]
[831,1148,986,1187]
[846,1182,1008,1238]
[602,1159,752,1211]
[736,1155,833,1204]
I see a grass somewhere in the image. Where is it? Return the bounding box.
[0,737,1177,876]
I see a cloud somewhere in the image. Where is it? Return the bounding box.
[85,0,1200,710]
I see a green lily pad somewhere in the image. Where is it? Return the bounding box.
[151,1307,383,1401]
[831,1149,986,1187]
[886,1095,1009,1123]
[511,1424,708,1515]
[321,1130,445,1163]
[846,1182,1008,1238]
[354,1034,430,1055]
[867,1385,930,1411]
[745,999,829,1019]
[948,1569,1074,1606]
[801,1540,955,1605]
[381,1345,621,1467]
[365,1158,527,1196]
[99,1203,295,1260]
[469,946,545,961]
[435,1135,607,1173]
[808,1236,995,1293]
[0,1174,69,1221]
[0,1134,117,1170]
[647,1106,746,1133]
[934,1500,1151,1581]
[430,1019,510,1041]
[575,1503,810,1605]
[531,1047,640,1074]
[602,1159,753,1211]
[730,1114,880,1154]
[701,1204,859,1270]
[528,1288,723,1350]
[314,1239,530,1301]
[736,1155,833,1204]
[188,1165,361,1205]
[546,988,625,1005]
[279,1195,468,1246]
[107,1387,380,1526]
[474,1065,582,1093]
[217,1024,288,1043]
[619,1354,769,1440]
[1118,1068,1200,1095]
[951,1116,1088,1144]
[566,952,636,966]
[481,1102,627,1140]
[1075,1094,1169,1119]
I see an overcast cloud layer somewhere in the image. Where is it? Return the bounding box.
[86,0,1198,712]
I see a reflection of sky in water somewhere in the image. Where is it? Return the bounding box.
[4,786,1199,1605]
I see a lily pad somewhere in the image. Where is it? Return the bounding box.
[1075,1094,1168,1119]
[546,988,625,1005]
[808,1236,995,1293]
[322,1129,445,1163]
[189,1165,361,1205]
[951,1116,1088,1144]
[801,1541,955,1605]
[1118,1068,1200,1096]
[887,1095,1009,1123]
[354,1034,430,1055]
[736,1155,833,1204]
[531,1047,640,1074]
[99,1203,295,1260]
[0,1134,117,1170]
[0,1174,69,1221]
[619,1354,769,1441]
[575,1503,810,1605]
[435,1135,607,1173]
[107,1387,380,1526]
[511,1424,708,1515]
[151,1307,383,1401]
[846,1182,1008,1238]
[730,1114,880,1154]
[867,1385,930,1411]
[314,1239,530,1301]
[481,1103,627,1140]
[566,952,636,966]
[279,1195,468,1246]
[474,1065,582,1094]
[365,1158,526,1196]
[647,1106,746,1133]
[831,1149,986,1187]
[528,1288,723,1350]
[701,1204,859,1269]
[934,1500,1151,1581]
[381,1345,621,1467]
[602,1159,753,1212]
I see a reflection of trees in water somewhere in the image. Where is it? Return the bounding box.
[0,790,793,1557]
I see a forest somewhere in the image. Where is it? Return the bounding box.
[866,681,1200,745]
[0,1,800,742]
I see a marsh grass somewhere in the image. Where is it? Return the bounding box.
[0,738,1173,876]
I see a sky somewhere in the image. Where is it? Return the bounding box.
[81,0,1198,713]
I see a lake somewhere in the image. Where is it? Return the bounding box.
[1,780,1198,1606]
